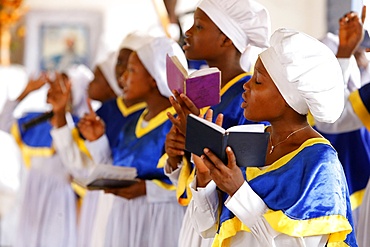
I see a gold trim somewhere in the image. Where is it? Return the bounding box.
[116,97,146,117]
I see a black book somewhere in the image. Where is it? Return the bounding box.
[185,114,270,167]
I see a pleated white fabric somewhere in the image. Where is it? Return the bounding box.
[15,155,77,247]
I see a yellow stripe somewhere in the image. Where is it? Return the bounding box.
[213,210,352,247]
[220,72,251,95]
[350,189,365,211]
[152,179,176,190]
[135,107,176,138]
[11,122,55,168]
[71,181,87,198]
[71,127,91,159]
[176,157,195,206]
[116,97,146,117]
[264,210,352,242]
[212,217,250,247]
[307,112,315,127]
[349,90,370,130]
[246,138,330,180]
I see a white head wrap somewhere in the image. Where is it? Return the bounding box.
[136,36,188,98]
[259,28,344,123]
[119,31,156,51]
[198,0,271,69]
[97,51,121,96]
[65,64,94,117]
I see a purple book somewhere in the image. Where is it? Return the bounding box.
[166,54,221,109]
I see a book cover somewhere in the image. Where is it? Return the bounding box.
[185,114,270,167]
[166,54,221,109]
[73,165,139,190]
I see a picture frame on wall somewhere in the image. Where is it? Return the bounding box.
[24,9,102,74]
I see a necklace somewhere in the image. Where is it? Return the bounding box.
[269,125,310,154]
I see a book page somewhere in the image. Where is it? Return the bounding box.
[188,67,220,78]
[86,165,137,184]
[227,124,265,133]
[189,114,225,134]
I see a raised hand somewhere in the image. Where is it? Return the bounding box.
[165,123,185,170]
[167,90,201,135]
[47,73,71,115]
[77,98,105,141]
[17,72,47,101]
[337,5,367,58]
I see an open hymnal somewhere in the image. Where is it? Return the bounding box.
[185,114,270,167]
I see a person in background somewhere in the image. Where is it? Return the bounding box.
[51,32,154,247]
[315,7,370,232]
[162,0,270,246]
[189,28,357,247]
[0,64,94,247]
[53,35,188,247]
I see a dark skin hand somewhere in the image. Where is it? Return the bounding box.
[337,6,366,58]
[192,110,224,188]
[167,90,201,135]
[165,123,185,170]
[201,146,245,197]
[17,73,47,102]
[47,73,72,128]
[104,179,146,199]
[77,99,106,141]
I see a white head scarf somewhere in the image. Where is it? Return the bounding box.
[119,31,156,51]
[198,0,270,71]
[259,28,344,123]
[97,51,121,96]
[65,64,94,117]
[136,36,188,98]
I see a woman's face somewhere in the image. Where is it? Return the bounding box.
[115,48,133,83]
[183,8,225,61]
[121,52,154,102]
[241,58,286,122]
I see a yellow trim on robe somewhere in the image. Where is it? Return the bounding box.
[71,181,87,198]
[263,210,351,243]
[152,179,176,190]
[220,72,251,95]
[71,127,92,159]
[135,107,176,138]
[10,122,55,168]
[177,157,195,206]
[349,90,370,131]
[116,97,147,117]
[154,154,176,190]
[307,112,315,127]
[350,189,365,211]
[246,138,331,180]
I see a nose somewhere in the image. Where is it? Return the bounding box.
[184,25,193,38]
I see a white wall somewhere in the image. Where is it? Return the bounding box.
[23,0,327,61]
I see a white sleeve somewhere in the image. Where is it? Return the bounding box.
[0,99,18,132]
[314,58,364,133]
[314,95,363,133]
[51,125,96,177]
[164,160,182,186]
[145,180,178,203]
[84,134,113,164]
[188,178,219,239]
[226,181,328,246]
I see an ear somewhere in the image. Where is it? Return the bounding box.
[220,34,233,48]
